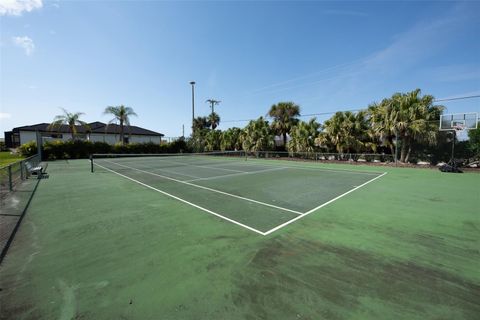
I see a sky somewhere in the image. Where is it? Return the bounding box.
[1,0,479,138]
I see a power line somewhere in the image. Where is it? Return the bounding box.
[221,94,479,124]
[300,109,363,118]
[433,95,480,102]
[221,109,364,123]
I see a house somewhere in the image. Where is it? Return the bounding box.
[4,122,164,148]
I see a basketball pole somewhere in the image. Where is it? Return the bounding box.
[450,129,456,168]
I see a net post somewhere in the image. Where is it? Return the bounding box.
[90,155,94,173]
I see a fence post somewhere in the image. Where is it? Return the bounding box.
[20,161,24,180]
[8,165,13,191]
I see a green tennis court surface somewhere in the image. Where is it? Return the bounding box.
[1,158,479,319]
[92,154,386,234]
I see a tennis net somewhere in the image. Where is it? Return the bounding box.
[90,151,247,172]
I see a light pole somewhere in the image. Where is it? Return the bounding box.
[189,81,195,131]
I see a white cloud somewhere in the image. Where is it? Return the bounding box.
[12,36,35,55]
[0,112,12,120]
[0,0,43,16]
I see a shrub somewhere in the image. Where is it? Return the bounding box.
[21,139,186,160]
[0,141,7,152]
[18,141,38,157]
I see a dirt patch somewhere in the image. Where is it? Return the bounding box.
[231,237,480,319]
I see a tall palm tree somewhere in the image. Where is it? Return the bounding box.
[369,89,443,162]
[287,118,320,153]
[368,99,397,155]
[190,116,212,152]
[204,130,222,152]
[208,112,221,130]
[221,127,242,151]
[103,105,137,145]
[206,99,221,130]
[240,117,274,152]
[49,108,89,140]
[397,89,443,162]
[316,111,370,154]
[192,116,211,133]
[268,102,300,147]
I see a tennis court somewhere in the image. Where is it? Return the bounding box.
[1,158,479,319]
[92,153,386,235]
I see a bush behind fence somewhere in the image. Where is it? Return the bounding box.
[19,139,188,160]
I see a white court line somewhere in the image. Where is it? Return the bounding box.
[262,172,388,235]
[94,162,266,235]
[215,158,384,175]
[185,166,287,182]
[151,167,201,179]
[101,159,303,215]
[118,157,246,174]
[111,159,202,179]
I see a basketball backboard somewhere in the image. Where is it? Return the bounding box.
[439,113,478,131]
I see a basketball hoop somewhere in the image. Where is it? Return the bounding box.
[438,112,477,173]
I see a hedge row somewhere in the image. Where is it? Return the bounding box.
[19,139,188,160]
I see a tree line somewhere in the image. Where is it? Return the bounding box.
[188,89,479,163]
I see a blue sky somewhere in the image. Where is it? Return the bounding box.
[1,0,479,137]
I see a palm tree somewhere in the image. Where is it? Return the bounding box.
[221,127,242,151]
[103,105,137,145]
[208,112,221,130]
[287,118,320,153]
[316,111,370,154]
[192,116,211,133]
[190,116,211,152]
[397,89,443,162]
[206,99,221,130]
[204,130,222,152]
[368,99,397,155]
[240,117,274,152]
[369,89,443,162]
[268,102,300,147]
[49,108,89,140]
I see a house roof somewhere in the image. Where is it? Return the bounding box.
[11,122,164,137]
